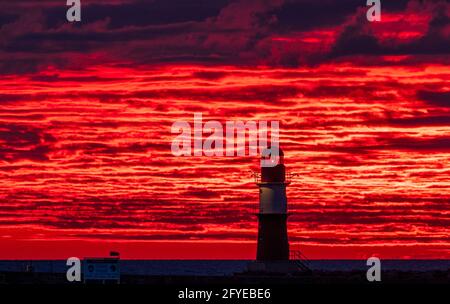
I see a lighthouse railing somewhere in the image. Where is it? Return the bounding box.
[250,171,261,184]
[250,171,297,184]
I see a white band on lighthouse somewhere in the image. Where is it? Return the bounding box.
[259,184,288,214]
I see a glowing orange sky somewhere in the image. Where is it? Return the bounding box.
[0,63,449,259]
[0,0,449,259]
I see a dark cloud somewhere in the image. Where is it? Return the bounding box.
[331,14,382,57]
[0,93,35,103]
[304,84,380,98]
[295,210,450,226]
[406,7,450,55]
[192,71,228,80]
[58,141,167,156]
[85,0,228,29]
[267,0,411,32]
[331,2,450,58]
[0,124,55,162]
[183,187,221,199]
[304,135,450,154]
[417,90,450,108]
[0,12,18,28]
[35,0,229,30]
[0,0,449,72]
[270,0,359,32]
[388,115,450,127]
[384,136,450,152]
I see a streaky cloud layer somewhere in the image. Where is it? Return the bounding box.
[0,0,449,259]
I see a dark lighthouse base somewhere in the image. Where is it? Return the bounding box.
[256,213,289,261]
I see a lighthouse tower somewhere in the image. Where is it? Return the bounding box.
[256,148,289,261]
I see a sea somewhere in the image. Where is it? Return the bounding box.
[0,260,449,276]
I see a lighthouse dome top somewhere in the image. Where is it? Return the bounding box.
[260,147,285,169]
[261,147,284,158]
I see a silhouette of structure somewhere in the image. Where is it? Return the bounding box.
[256,148,289,261]
[247,148,311,274]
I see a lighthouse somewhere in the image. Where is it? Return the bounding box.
[256,148,289,261]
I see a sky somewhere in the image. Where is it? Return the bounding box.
[0,0,449,259]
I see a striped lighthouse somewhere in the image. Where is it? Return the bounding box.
[256,148,289,261]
